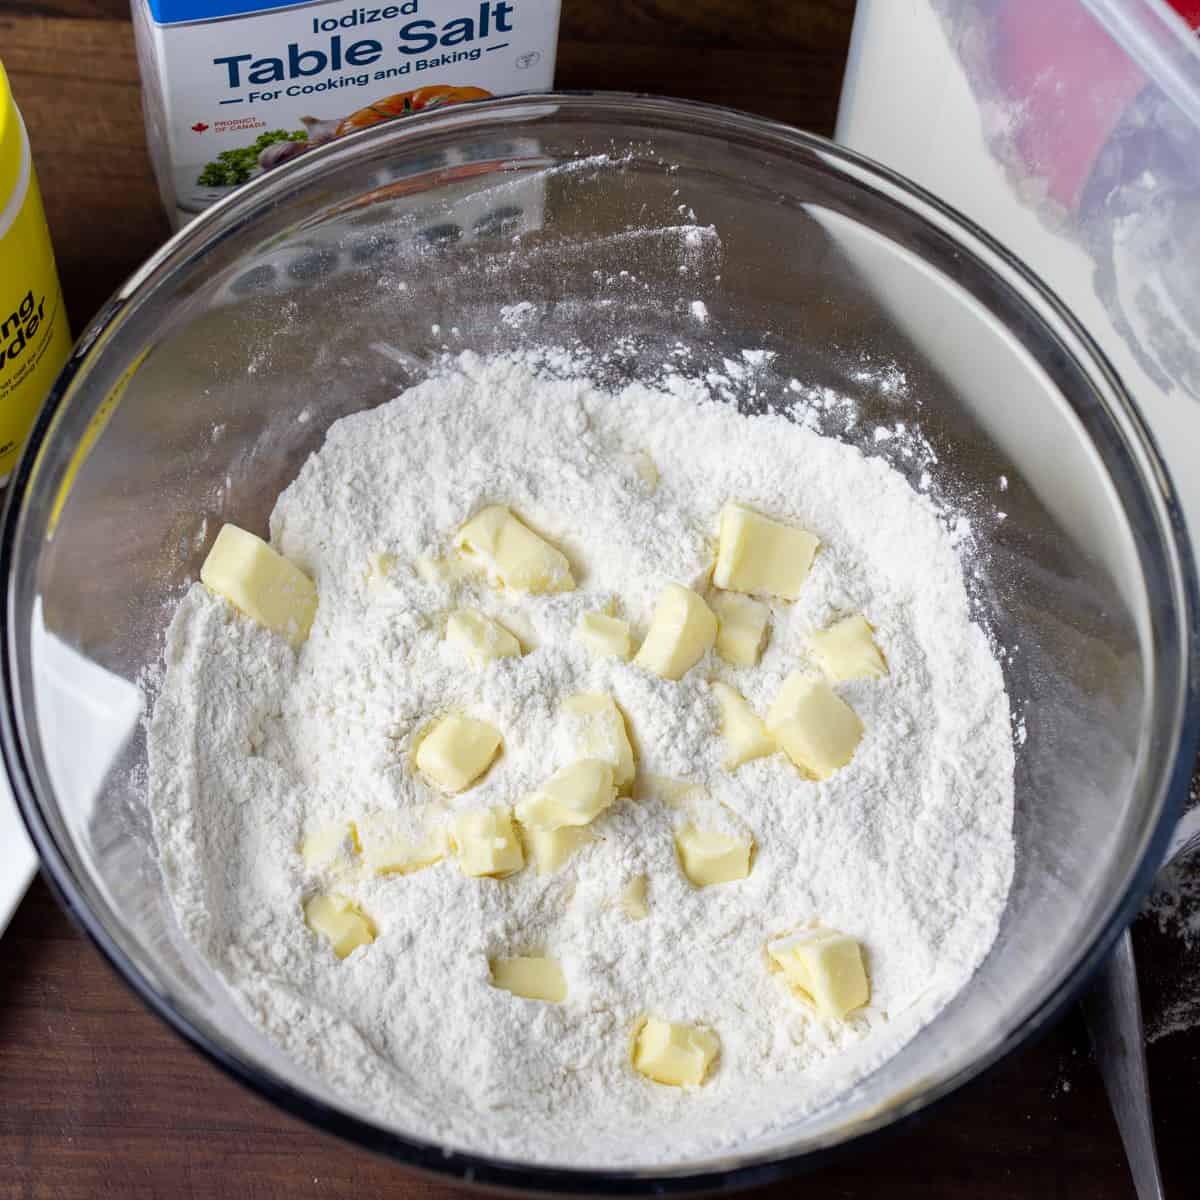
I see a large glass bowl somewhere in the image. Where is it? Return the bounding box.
[3,95,1197,1190]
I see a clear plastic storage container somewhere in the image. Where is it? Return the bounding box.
[838,0,1200,536]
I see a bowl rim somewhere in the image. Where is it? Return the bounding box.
[3,91,1197,1191]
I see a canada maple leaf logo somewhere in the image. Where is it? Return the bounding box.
[191,122,209,133]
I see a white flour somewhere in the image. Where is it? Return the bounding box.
[1140,779,1200,1044]
[146,350,1015,1166]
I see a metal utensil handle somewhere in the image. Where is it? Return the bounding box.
[1081,930,1165,1200]
[1165,806,1200,867]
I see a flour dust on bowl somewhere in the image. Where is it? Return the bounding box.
[2,96,1194,1188]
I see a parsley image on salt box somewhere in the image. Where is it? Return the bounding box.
[130,0,562,226]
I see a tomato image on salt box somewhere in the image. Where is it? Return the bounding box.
[131,0,561,226]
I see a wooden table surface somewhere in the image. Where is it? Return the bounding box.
[2,2,1199,1197]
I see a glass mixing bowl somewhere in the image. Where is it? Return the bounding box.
[2,95,1197,1190]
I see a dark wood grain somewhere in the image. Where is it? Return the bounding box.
[0,3,1197,1198]
[7,873,1200,1200]
[0,15,170,332]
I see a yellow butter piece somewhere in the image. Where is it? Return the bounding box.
[643,778,746,850]
[453,807,525,877]
[635,773,702,808]
[525,826,592,875]
[415,713,502,793]
[675,825,753,887]
[621,874,649,920]
[711,682,776,771]
[634,583,718,680]
[491,955,567,1003]
[357,807,447,875]
[710,592,770,666]
[809,613,888,681]
[200,523,318,647]
[562,693,636,794]
[713,503,819,601]
[304,893,375,959]
[369,551,397,575]
[767,927,869,1019]
[633,1017,720,1087]
[455,505,574,594]
[445,609,522,666]
[578,611,633,660]
[516,760,617,830]
[365,552,398,592]
[766,672,863,780]
[414,552,475,585]
[299,823,357,872]
[414,554,443,584]
[630,450,659,493]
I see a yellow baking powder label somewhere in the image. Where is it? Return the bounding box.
[0,160,71,480]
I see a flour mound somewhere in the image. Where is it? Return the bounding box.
[147,351,1014,1166]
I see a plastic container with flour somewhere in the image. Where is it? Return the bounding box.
[837,0,1200,539]
[0,60,71,486]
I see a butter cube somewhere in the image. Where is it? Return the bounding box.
[562,693,636,794]
[710,592,770,666]
[357,807,447,875]
[516,760,617,830]
[809,613,888,681]
[633,1017,720,1087]
[415,553,473,586]
[711,682,776,770]
[631,451,659,493]
[300,823,357,871]
[453,808,525,877]
[414,554,443,584]
[675,825,754,887]
[366,551,397,583]
[645,779,743,845]
[200,523,318,647]
[633,583,717,680]
[445,609,522,666]
[635,773,702,809]
[578,611,633,660]
[766,672,863,780]
[304,894,375,959]
[713,503,819,600]
[525,826,592,875]
[415,713,502,793]
[767,927,869,1019]
[491,955,567,1003]
[621,874,649,920]
[455,505,574,594]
